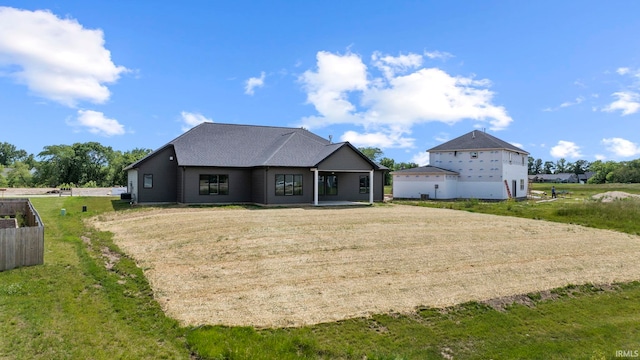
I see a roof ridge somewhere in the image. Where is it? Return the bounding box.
[259,132,297,165]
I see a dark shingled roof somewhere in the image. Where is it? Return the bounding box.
[391,165,459,175]
[126,123,380,169]
[427,130,529,154]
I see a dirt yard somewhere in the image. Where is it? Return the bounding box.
[92,205,640,328]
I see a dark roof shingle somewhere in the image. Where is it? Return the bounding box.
[428,130,528,154]
[127,123,380,169]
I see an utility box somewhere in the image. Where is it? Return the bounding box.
[420,194,429,200]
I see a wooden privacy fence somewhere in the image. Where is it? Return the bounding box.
[0,199,45,271]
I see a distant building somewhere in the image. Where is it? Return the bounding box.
[392,130,529,200]
[529,172,595,184]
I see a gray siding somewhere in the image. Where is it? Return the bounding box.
[129,135,385,205]
[317,146,372,171]
[136,146,177,203]
[317,171,384,202]
[177,167,184,203]
[251,168,267,204]
[182,167,253,204]
[374,170,384,201]
[265,167,314,205]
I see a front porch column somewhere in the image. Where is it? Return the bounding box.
[369,169,374,204]
[313,168,319,205]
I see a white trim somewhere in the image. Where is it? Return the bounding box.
[369,169,374,204]
[313,168,319,206]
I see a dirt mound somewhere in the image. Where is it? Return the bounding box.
[592,191,640,202]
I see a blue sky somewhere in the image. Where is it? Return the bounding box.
[1,1,640,165]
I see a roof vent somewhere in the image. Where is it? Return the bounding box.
[472,130,475,139]
[328,135,333,143]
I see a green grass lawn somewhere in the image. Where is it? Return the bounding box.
[395,183,640,235]
[2,186,640,359]
[0,197,191,359]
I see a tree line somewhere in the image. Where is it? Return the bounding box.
[0,141,151,188]
[360,147,640,185]
[527,156,640,184]
[2,142,639,188]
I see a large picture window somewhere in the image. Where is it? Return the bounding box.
[359,175,370,194]
[275,174,303,196]
[199,174,229,195]
[318,175,338,196]
[143,174,153,189]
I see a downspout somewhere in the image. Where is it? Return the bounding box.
[264,167,269,205]
[181,167,186,203]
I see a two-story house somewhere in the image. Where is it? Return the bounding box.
[392,130,529,200]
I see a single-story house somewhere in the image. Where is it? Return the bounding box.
[124,123,386,205]
[392,130,529,200]
[529,172,595,184]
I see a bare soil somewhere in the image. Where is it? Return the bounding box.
[91,205,640,328]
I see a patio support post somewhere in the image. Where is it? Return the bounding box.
[369,169,374,204]
[313,168,319,206]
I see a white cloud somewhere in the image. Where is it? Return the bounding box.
[71,110,125,136]
[410,151,430,166]
[340,130,415,148]
[434,132,450,143]
[617,67,630,75]
[181,111,212,131]
[244,71,266,95]
[0,7,127,107]
[573,80,586,88]
[544,96,585,112]
[299,50,512,150]
[602,137,640,157]
[372,51,423,79]
[595,154,607,161]
[559,96,585,108]
[602,91,640,115]
[363,68,512,130]
[550,140,582,158]
[424,50,454,60]
[300,51,368,122]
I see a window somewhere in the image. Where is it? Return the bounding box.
[275,174,303,196]
[143,174,153,189]
[359,175,370,194]
[520,179,525,190]
[470,152,478,159]
[318,175,338,196]
[199,174,229,195]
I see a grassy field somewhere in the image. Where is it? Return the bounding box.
[1,185,640,359]
[0,197,191,359]
[396,183,640,235]
[93,205,640,330]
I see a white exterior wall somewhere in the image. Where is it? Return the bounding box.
[502,151,528,198]
[430,149,527,199]
[127,169,138,203]
[392,174,458,199]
